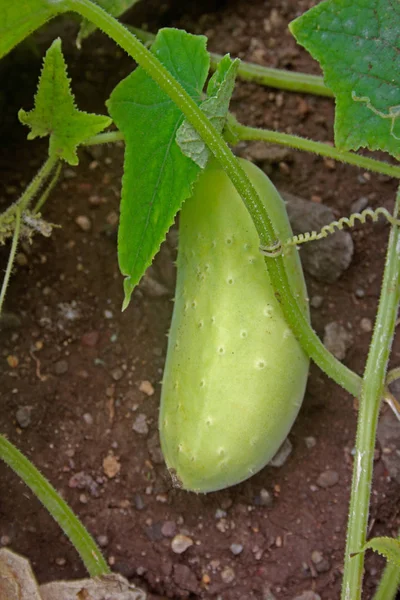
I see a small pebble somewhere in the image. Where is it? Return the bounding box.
[139,380,155,396]
[269,438,292,467]
[83,413,93,425]
[0,535,11,546]
[54,359,69,375]
[161,521,177,538]
[215,509,227,519]
[97,535,109,548]
[104,310,113,319]
[75,215,91,231]
[134,494,145,511]
[351,196,369,213]
[111,367,124,381]
[171,534,193,554]
[16,406,32,428]
[132,413,149,435]
[221,566,235,584]
[230,543,243,556]
[311,550,323,564]
[317,470,339,488]
[292,592,321,600]
[102,454,121,478]
[55,557,66,566]
[360,317,372,332]
[305,436,316,449]
[254,488,273,508]
[310,296,323,309]
[355,288,365,298]
[323,322,353,361]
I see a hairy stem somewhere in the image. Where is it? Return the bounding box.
[128,26,332,97]
[61,0,361,397]
[0,208,21,316]
[341,187,400,600]
[232,122,400,179]
[0,435,110,577]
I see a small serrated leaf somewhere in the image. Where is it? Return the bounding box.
[176,55,239,167]
[357,537,400,567]
[290,0,400,158]
[77,0,140,47]
[107,28,210,308]
[0,0,62,59]
[19,39,112,165]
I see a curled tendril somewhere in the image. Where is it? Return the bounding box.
[259,207,400,258]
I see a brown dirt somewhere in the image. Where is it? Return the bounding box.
[1,1,400,599]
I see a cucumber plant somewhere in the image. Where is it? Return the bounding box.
[1,0,400,599]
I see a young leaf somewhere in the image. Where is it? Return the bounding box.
[107,28,210,308]
[176,55,239,168]
[0,0,61,59]
[77,0,140,47]
[19,39,112,165]
[290,0,400,158]
[357,537,400,567]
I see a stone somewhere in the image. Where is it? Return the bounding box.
[283,192,353,282]
[54,360,69,375]
[16,406,32,428]
[269,438,292,467]
[317,470,339,488]
[171,534,193,554]
[221,566,235,584]
[323,322,353,360]
[230,543,244,555]
[173,564,198,593]
[132,414,149,435]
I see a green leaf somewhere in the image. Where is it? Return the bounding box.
[19,39,112,165]
[0,0,62,59]
[107,28,210,308]
[77,0,141,47]
[176,55,239,168]
[357,537,400,567]
[290,0,400,158]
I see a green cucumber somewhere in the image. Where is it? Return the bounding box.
[159,158,309,493]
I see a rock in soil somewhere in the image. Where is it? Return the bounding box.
[268,437,292,467]
[323,322,353,360]
[316,470,339,488]
[376,409,400,483]
[283,192,354,282]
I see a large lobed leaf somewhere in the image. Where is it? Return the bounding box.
[107,28,210,308]
[290,0,400,158]
[19,38,112,165]
[0,0,60,59]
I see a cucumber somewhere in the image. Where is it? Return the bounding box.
[159,158,309,493]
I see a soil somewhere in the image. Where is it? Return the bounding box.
[1,1,400,599]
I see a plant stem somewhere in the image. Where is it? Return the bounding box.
[233,122,400,180]
[128,26,332,97]
[61,0,361,398]
[0,157,58,238]
[33,162,62,214]
[341,187,400,600]
[84,130,124,146]
[0,435,110,577]
[0,208,21,316]
[373,535,400,600]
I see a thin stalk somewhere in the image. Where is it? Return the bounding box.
[0,435,110,577]
[128,26,332,97]
[61,0,361,398]
[33,162,62,214]
[0,208,21,316]
[84,130,124,146]
[211,53,332,97]
[341,187,400,600]
[373,535,400,600]
[0,156,58,234]
[233,122,400,180]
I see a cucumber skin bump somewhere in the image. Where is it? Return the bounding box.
[159,158,309,493]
